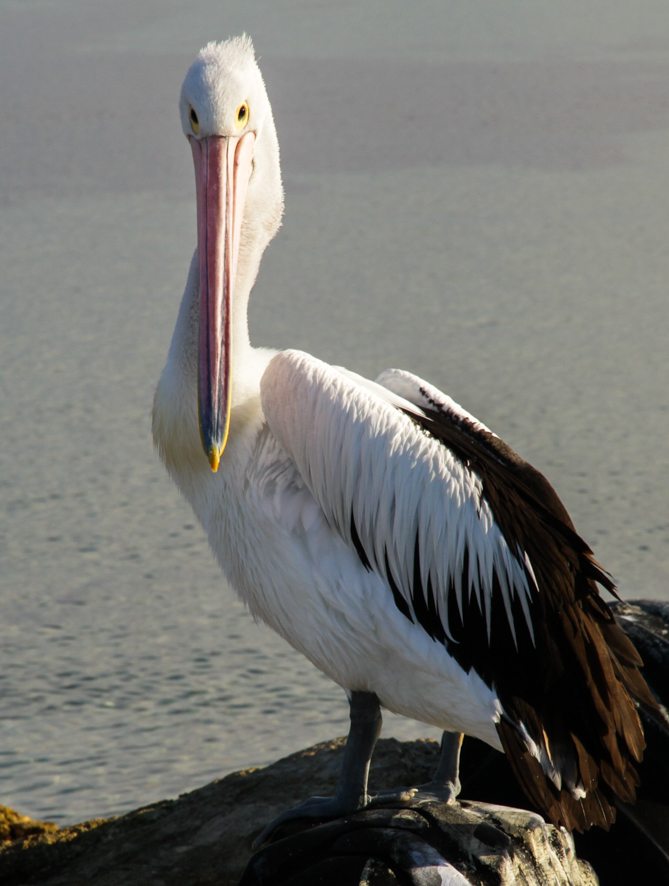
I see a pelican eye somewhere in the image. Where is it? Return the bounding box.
[189,106,200,135]
[235,101,250,129]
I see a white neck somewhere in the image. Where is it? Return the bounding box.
[152,236,274,482]
[154,107,284,478]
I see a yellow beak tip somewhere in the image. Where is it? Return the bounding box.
[208,447,222,473]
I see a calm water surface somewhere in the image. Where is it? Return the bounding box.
[1,0,669,824]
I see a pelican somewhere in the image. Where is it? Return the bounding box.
[153,36,660,838]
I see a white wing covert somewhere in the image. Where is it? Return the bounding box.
[375,367,496,438]
[260,349,537,660]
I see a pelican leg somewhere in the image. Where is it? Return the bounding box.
[334,689,383,806]
[253,690,383,847]
[428,730,464,800]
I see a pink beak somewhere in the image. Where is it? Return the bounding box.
[190,132,255,471]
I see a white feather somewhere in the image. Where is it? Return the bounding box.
[261,350,537,652]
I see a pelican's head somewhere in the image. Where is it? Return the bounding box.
[180,36,284,471]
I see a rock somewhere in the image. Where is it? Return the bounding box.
[0,806,58,845]
[0,739,594,886]
[240,798,597,885]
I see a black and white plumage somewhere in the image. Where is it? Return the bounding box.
[153,36,660,836]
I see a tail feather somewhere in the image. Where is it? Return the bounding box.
[497,715,616,831]
[495,593,660,832]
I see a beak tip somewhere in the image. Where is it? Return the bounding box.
[199,417,227,473]
[208,447,222,473]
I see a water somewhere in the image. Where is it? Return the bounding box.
[1,0,668,825]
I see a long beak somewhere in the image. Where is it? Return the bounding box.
[190,132,255,472]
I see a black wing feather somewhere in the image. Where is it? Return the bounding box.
[348,387,659,831]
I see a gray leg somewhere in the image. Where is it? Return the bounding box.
[333,690,383,808]
[428,731,464,801]
[369,730,464,808]
[253,690,382,846]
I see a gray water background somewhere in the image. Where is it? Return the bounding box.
[1,0,668,824]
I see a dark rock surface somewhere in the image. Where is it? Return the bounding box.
[240,797,597,885]
[0,739,420,886]
[0,740,595,886]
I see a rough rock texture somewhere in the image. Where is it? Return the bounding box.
[0,739,594,886]
[240,797,597,886]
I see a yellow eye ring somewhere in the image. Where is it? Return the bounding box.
[189,106,200,135]
[235,101,250,130]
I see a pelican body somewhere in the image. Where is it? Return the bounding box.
[153,37,659,835]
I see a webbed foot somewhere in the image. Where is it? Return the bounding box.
[369,780,459,808]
